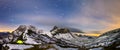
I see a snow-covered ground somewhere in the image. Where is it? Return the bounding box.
[3,44,34,50]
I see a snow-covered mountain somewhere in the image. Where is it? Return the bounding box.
[0,32,11,44]
[1,25,120,50]
[86,28,120,50]
[0,25,82,50]
[10,25,55,44]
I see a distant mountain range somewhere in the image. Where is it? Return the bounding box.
[0,25,120,50]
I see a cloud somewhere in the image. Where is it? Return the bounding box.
[12,13,65,26]
[67,0,120,32]
[67,0,107,31]
[98,0,120,33]
[0,23,16,32]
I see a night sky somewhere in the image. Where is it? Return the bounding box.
[0,0,120,33]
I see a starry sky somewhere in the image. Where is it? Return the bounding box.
[0,0,120,33]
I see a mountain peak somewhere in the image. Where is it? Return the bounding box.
[99,28,120,37]
[14,25,27,32]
